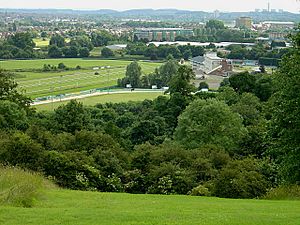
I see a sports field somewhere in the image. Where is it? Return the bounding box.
[0,189,299,225]
[34,91,165,111]
[0,59,161,98]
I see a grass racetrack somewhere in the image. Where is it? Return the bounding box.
[0,189,300,225]
[0,59,161,98]
[34,92,165,111]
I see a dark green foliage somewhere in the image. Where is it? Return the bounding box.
[62,46,79,58]
[79,47,90,58]
[101,47,114,58]
[124,61,142,88]
[53,100,91,133]
[0,101,28,130]
[49,34,65,47]
[198,82,209,90]
[0,70,31,110]
[147,60,179,88]
[91,31,115,47]
[0,33,36,59]
[7,32,35,49]
[212,158,270,199]
[205,20,225,29]
[0,132,44,171]
[174,99,246,151]
[168,65,196,97]
[270,40,300,183]
[229,72,256,94]
[48,45,63,58]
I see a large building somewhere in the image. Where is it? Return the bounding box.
[134,28,194,41]
[235,17,252,29]
[262,21,295,30]
[191,52,233,76]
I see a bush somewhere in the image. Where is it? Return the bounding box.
[264,185,300,200]
[212,158,270,199]
[190,185,211,196]
[0,166,54,207]
[101,47,114,58]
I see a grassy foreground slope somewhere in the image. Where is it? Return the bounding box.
[0,190,300,225]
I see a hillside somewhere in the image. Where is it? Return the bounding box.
[1,190,300,225]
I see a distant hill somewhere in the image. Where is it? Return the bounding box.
[0,8,299,22]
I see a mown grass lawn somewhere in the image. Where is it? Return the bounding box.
[34,92,165,111]
[0,189,300,225]
[0,59,161,98]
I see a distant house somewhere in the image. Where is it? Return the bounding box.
[190,52,233,77]
[106,44,127,51]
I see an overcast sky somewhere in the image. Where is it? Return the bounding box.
[1,0,300,13]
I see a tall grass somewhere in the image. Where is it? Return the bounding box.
[0,166,54,207]
[264,185,300,200]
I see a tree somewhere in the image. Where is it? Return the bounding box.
[198,82,209,90]
[254,74,273,102]
[91,31,115,47]
[0,70,31,110]
[41,31,47,38]
[159,60,179,86]
[213,158,269,199]
[70,35,94,51]
[101,47,114,58]
[63,46,79,58]
[183,49,192,60]
[58,63,67,70]
[206,20,225,29]
[48,45,63,58]
[125,61,142,88]
[53,100,91,133]
[79,47,90,58]
[50,34,65,47]
[168,65,195,97]
[7,32,35,49]
[0,100,28,130]
[270,30,300,183]
[174,99,246,151]
[229,72,256,94]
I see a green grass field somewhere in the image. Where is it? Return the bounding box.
[33,38,50,48]
[0,189,300,225]
[0,59,161,98]
[34,92,165,111]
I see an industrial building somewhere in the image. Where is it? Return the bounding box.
[235,17,253,29]
[134,28,194,41]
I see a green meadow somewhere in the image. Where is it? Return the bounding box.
[0,59,161,98]
[34,92,165,111]
[1,189,300,225]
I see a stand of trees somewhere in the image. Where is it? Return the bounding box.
[0,32,39,59]
[48,34,93,58]
[126,43,205,60]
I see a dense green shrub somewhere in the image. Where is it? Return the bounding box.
[264,185,300,200]
[189,185,211,196]
[212,158,270,199]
